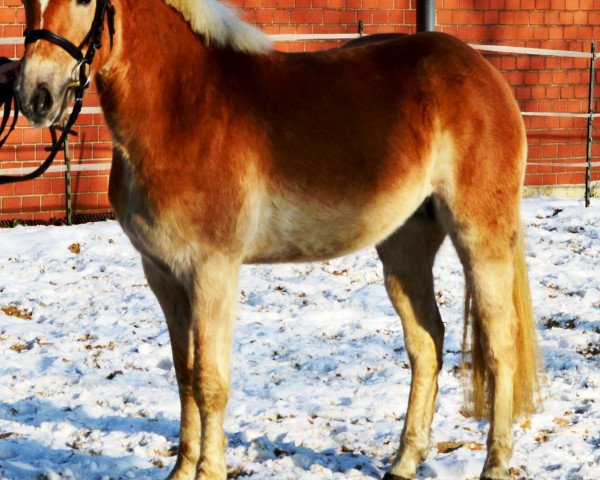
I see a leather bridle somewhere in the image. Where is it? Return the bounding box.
[0,0,115,185]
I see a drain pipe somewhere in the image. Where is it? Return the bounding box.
[417,0,436,32]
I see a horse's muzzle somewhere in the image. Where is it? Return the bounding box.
[26,83,55,125]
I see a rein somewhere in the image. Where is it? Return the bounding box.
[0,0,115,185]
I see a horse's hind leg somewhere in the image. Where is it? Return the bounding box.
[444,210,518,480]
[143,257,200,480]
[376,201,446,479]
[439,187,539,479]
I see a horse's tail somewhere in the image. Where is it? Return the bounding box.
[462,223,543,419]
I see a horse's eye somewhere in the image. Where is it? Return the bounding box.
[76,0,92,4]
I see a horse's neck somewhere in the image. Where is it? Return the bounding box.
[97,0,214,154]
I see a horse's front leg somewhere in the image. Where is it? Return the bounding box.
[142,258,200,480]
[191,254,241,480]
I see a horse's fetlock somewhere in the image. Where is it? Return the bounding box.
[195,462,227,480]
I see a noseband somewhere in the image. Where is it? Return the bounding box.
[0,0,115,185]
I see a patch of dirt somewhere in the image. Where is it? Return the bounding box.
[436,441,484,453]
[228,466,253,479]
[9,342,32,352]
[1,305,32,320]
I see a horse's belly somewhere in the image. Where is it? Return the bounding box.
[243,186,430,264]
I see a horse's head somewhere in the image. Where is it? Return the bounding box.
[19,0,110,127]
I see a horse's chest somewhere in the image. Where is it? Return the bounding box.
[109,155,197,274]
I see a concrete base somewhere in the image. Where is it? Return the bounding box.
[523,181,599,198]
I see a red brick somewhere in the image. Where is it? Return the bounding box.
[483,10,499,24]
[255,9,274,23]
[513,11,529,25]
[273,9,290,23]
[21,196,41,213]
[560,86,575,99]
[373,10,389,24]
[517,27,536,40]
[452,10,469,24]
[322,10,339,24]
[357,11,374,23]
[388,10,405,23]
[573,11,589,25]
[2,196,20,212]
[468,11,484,24]
[0,147,15,162]
[290,10,307,23]
[577,26,593,40]
[526,174,544,186]
[89,176,109,193]
[524,72,539,85]
[305,10,323,24]
[22,128,42,144]
[33,178,53,195]
[51,178,65,194]
[41,194,64,210]
[404,9,416,24]
[574,85,589,100]
[545,86,560,99]
[341,10,358,24]
[544,11,559,24]
[0,8,16,23]
[14,180,34,196]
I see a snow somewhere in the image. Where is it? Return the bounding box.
[0,197,598,480]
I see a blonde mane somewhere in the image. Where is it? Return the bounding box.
[163,0,272,53]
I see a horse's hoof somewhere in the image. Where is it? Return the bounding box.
[382,474,413,480]
[480,466,511,480]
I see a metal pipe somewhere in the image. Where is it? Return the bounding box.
[64,132,72,225]
[585,42,596,208]
[417,0,436,32]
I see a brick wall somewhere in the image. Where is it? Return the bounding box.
[0,0,598,220]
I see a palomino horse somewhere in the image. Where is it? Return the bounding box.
[18,1,542,478]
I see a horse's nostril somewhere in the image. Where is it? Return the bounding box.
[31,84,53,117]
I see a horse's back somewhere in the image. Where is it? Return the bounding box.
[251,31,524,195]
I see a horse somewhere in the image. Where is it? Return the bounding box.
[17,1,542,479]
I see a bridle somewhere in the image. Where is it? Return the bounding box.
[0,0,115,185]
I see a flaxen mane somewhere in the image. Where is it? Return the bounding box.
[163,0,272,53]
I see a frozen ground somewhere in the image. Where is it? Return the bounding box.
[0,197,598,480]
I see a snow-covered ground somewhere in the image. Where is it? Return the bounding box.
[0,197,598,480]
